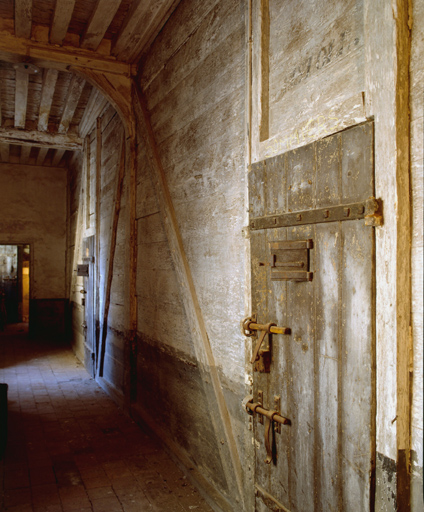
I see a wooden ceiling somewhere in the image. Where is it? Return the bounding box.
[0,0,179,166]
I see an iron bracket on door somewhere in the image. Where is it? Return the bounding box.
[243,394,291,464]
[242,315,291,372]
[249,196,383,230]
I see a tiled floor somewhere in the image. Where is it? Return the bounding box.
[0,324,213,512]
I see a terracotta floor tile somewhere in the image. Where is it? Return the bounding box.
[0,325,213,512]
[91,496,124,512]
[86,485,115,500]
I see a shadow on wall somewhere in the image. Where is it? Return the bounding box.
[0,383,7,459]
[29,299,70,340]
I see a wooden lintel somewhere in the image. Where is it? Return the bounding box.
[0,128,83,150]
[0,30,133,77]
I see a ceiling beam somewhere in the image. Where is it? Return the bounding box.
[79,87,108,137]
[14,69,29,128]
[52,148,66,166]
[81,0,122,51]
[0,30,133,76]
[58,75,86,134]
[0,143,9,162]
[50,0,77,45]
[36,147,49,166]
[15,0,33,39]
[20,145,31,164]
[38,68,59,132]
[0,128,83,150]
[112,0,179,62]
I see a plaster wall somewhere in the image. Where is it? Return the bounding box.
[0,163,66,299]
[133,0,247,507]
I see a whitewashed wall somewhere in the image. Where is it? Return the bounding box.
[0,163,66,299]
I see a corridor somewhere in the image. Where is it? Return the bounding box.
[0,325,212,512]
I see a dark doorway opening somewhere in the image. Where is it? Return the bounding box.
[0,244,30,331]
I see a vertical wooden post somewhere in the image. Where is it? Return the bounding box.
[98,133,126,377]
[85,136,91,230]
[95,118,102,369]
[127,114,138,402]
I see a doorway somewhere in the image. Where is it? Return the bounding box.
[0,244,30,330]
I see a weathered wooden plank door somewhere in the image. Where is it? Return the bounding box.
[248,122,376,512]
[83,236,96,375]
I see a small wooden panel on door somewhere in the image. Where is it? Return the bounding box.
[247,122,376,512]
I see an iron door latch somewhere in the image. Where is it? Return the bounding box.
[243,394,291,464]
[242,315,290,372]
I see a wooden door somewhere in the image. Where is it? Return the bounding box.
[83,236,96,375]
[248,122,376,512]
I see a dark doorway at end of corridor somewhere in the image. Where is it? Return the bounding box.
[0,244,30,333]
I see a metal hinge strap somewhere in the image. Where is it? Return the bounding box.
[249,196,382,230]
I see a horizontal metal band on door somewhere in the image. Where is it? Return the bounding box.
[249,199,376,231]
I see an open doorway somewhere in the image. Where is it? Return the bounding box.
[0,244,30,331]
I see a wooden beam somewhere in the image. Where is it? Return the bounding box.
[112,0,178,62]
[14,69,29,128]
[0,128,82,149]
[52,148,65,166]
[95,117,102,370]
[72,68,134,139]
[38,68,59,132]
[0,143,9,162]
[98,134,126,377]
[132,83,244,506]
[20,145,31,164]
[36,147,48,166]
[85,136,91,229]
[15,0,33,39]
[58,75,86,134]
[50,0,76,45]
[79,87,108,138]
[81,0,122,51]
[0,30,132,76]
